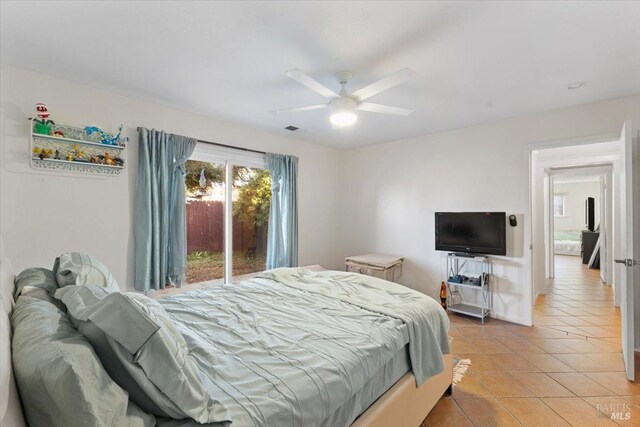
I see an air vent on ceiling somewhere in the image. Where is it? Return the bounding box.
[284,125,300,131]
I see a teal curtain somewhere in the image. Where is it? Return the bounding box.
[265,153,298,269]
[134,128,197,291]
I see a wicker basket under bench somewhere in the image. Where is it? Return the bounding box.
[345,254,404,283]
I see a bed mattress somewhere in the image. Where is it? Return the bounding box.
[153,268,449,427]
[554,230,582,255]
[554,240,581,255]
[157,345,411,427]
[156,281,410,427]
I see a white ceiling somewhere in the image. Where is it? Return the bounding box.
[2,1,639,148]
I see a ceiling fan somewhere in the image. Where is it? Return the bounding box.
[272,68,416,127]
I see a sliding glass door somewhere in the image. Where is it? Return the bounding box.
[231,165,271,283]
[185,145,270,285]
[185,160,226,285]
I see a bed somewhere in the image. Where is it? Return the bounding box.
[554,230,582,256]
[0,247,452,427]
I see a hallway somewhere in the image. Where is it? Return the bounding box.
[424,255,639,426]
[535,255,619,339]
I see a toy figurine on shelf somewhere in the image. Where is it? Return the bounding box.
[113,155,124,167]
[32,147,54,160]
[52,129,65,138]
[103,152,115,165]
[84,125,123,146]
[69,144,85,161]
[54,150,60,160]
[33,103,55,135]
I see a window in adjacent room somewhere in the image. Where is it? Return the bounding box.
[553,194,565,217]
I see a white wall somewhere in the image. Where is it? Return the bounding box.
[554,181,598,231]
[0,64,344,291]
[339,94,640,326]
[2,63,639,331]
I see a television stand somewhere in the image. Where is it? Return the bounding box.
[445,253,491,323]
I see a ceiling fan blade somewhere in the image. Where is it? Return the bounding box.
[270,104,328,115]
[357,102,414,116]
[285,69,338,98]
[352,68,416,101]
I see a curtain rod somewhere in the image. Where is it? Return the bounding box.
[197,139,266,155]
[136,128,266,155]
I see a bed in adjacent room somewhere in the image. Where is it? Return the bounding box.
[554,230,582,256]
[1,250,452,427]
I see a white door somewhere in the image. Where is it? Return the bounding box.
[548,174,555,279]
[617,120,637,381]
[599,174,606,283]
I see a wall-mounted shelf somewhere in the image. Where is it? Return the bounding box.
[32,133,126,151]
[31,158,124,175]
[29,118,126,176]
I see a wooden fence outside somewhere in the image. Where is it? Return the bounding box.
[186,200,258,254]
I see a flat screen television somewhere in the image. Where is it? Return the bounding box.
[435,212,506,255]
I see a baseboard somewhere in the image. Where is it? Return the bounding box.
[534,291,541,302]
[489,311,530,327]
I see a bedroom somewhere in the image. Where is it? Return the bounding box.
[1,1,639,427]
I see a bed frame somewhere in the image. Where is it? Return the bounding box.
[0,255,452,427]
[353,353,453,427]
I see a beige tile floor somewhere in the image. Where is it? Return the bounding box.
[424,255,640,426]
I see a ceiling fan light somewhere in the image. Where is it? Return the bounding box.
[330,111,358,127]
[330,97,357,127]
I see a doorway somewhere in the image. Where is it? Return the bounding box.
[547,166,613,287]
[528,121,638,381]
[531,142,620,306]
[534,160,617,332]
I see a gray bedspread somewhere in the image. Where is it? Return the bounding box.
[157,268,449,427]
